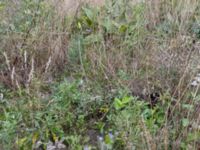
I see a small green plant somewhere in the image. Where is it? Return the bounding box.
[114,96,133,110]
[1,0,200,149]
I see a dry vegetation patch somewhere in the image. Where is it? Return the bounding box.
[1,0,200,149]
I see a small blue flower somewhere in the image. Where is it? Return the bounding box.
[108,132,114,140]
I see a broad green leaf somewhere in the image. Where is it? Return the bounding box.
[83,7,94,21]
[182,118,189,127]
[121,96,132,104]
[114,98,123,110]
[105,134,113,145]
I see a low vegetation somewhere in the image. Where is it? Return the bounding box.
[1,0,200,149]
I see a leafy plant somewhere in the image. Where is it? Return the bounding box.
[114,96,133,110]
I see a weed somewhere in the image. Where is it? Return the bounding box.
[1,0,200,149]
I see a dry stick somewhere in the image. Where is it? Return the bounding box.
[69,0,83,31]
[15,80,21,91]
[175,75,200,148]
[141,118,157,150]
[11,67,15,85]
[6,1,41,89]
[20,1,41,89]
[67,1,86,77]
[163,46,194,147]
[26,57,35,93]
[21,1,41,77]
[11,66,21,90]
[20,1,41,49]
[27,57,34,84]
[167,47,194,119]
[45,56,52,73]
[3,52,11,71]
[163,127,169,150]
[24,50,27,70]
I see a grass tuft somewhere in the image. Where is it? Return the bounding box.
[1,0,200,149]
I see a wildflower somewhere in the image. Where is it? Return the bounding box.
[108,132,114,141]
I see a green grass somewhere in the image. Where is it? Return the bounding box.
[1,0,200,149]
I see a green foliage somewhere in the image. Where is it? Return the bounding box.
[0,80,91,149]
[68,34,84,65]
[114,96,133,110]
[1,0,51,34]
[1,0,200,149]
[111,98,149,149]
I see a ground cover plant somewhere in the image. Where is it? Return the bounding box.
[1,0,200,149]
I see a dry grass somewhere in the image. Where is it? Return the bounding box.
[1,0,200,149]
